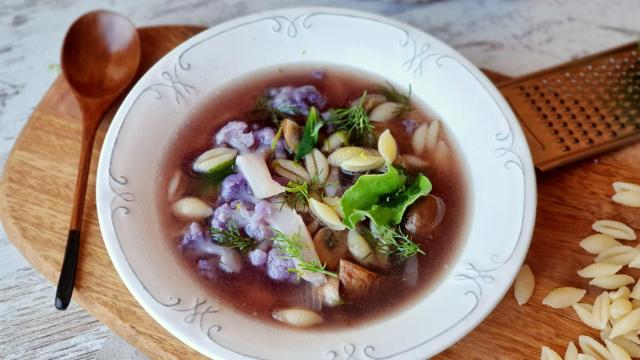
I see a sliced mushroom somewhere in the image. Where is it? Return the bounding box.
[272,308,324,328]
[403,194,445,239]
[321,131,349,153]
[369,102,403,122]
[271,159,311,183]
[309,198,346,231]
[304,148,329,184]
[282,118,301,152]
[171,197,213,220]
[313,228,348,271]
[377,129,398,164]
[339,259,383,299]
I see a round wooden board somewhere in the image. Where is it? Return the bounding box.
[2,25,640,360]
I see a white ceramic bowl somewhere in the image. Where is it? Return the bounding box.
[97,7,536,360]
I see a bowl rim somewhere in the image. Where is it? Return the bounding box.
[96,6,537,359]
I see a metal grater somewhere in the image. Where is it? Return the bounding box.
[498,42,640,171]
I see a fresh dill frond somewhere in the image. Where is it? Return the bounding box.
[278,181,311,210]
[376,81,414,116]
[372,225,424,260]
[327,92,374,141]
[271,228,337,278]
[209,221,256,254]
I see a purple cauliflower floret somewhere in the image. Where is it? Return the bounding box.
[198,258,218,281]
[252,127,287,159]
[253,127,275,148]
[267,248,298,282]
[178,222,211,253]
[249,249,268,266]
[402,119,419,134]
[179,222,242,273]
[267,85,326,116]
[214,121,255,151]
[220,173,255,204]
[244,201,274,241]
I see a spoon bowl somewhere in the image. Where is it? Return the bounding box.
[62,11,140,99]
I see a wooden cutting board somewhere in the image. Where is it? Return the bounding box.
[2,25,640,360]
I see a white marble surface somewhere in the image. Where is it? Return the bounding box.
[1,0,639,359]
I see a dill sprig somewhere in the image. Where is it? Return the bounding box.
[209,221,255,254]
[279,181,310,210]
[372,225,424,260]
[376,81,414,116]
[271,228,337,278]
[327,92,374,141]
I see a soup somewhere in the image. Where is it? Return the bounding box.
[160,65,468,329]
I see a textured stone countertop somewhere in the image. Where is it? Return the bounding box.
[1,0,639,359]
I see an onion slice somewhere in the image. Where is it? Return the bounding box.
[236,153,285,199]
[269,204,327,286]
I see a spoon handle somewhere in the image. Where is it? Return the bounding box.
[55,229,81,310]
[55,127,97,310]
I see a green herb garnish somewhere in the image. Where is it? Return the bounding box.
[279,181,311,210]
[328,92,374,141]
[271,124,283,151]
[295,107,324,160]
[376,81,414,116]
[372,224,425,260]
[271,228,337,278]
[209,221,255,254]
[340,165,432,229]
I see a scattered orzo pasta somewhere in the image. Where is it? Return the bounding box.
[578,335,613,360]
[565,341,579,360]
[577,263,622,278]
[612,181,640,208]
[613,191,640,208]
[610,287,631,301]
[604,339,632,360]
[611,299,633,320]
[540,346,563,360]
[631,280,640,300]
[573,303,600,330]
[589,275,635,290]
[629,255,640,269]
[514,264,535,305]
[593,292,612,329]
[580,234,624,254]
[543,287,587,309]
[593,220,637,241]
[610,308,640,339]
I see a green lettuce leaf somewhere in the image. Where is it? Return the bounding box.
[340,166,431,228]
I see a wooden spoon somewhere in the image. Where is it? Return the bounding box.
[55,11,141,310]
